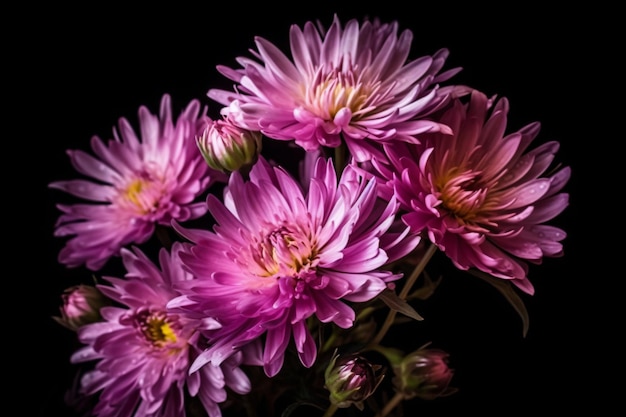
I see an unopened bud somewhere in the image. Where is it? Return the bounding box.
[53,284,108,331]
[391,343,456,400]
[324,350,385,410]
[196,117,262,173]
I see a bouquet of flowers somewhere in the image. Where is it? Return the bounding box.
[49,14,571,417]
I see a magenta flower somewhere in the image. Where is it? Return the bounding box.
[49,94,225,271]
[168,156,420,377]
[208,15,470,163]
[373,90,570,294]
[70,243,253,417]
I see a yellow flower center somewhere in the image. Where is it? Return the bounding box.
[247,223,319,279]
[136,309,182,351]
[115,168,169,216]
[436,168,495,229]
[125,179,146,206]
[304,66,378,121]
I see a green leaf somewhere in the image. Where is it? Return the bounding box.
[378,289,424,321]
[467,269,530,337]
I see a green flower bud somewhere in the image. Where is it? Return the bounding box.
[196,117,262,173]
[324,350,385,410]
[53,284,108,331]
[391,343,456,400]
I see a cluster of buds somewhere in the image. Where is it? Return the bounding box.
[324,350,385,410]
[53,284,108,331]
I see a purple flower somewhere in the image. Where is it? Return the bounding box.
[49,94,225,271]
[208,15,470,163]
[372,90,570,294]
[70,243,253,417]
[168,155,420,377]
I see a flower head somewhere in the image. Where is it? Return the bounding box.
[324,350,385,410]
[168,155,420,377]
[196,115,262,173]
[391,344,456,400]
[70,243,252,417]
[208,15,470,163]
[49,94,226,271]
[53,284,109,331]
[372,90,570,294]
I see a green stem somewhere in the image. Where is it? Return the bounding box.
[321,330,338,354]
[322,403,339,417]
[356,306,375,321]
[334,142,346,175]
[375,392,404,417]
[369,242,438,346]
[399,242,437,299]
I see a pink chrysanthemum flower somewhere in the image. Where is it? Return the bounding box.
[372,90,570,294]
[70,243,254,417]
[208,15,470,163]
[49,94,225,271]
[168,156,420,377]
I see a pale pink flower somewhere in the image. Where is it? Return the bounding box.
[168,156,420,377]
[70,243,253,417]
[49,94,225,271]
[208,15,470,163]
[371,90,570,294]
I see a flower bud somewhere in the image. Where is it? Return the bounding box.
[196,117,262,174]
[391,343,456,400]
[324,350,385,410]
[53,284,108,331]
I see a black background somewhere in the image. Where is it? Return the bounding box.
[14,2,616,416]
